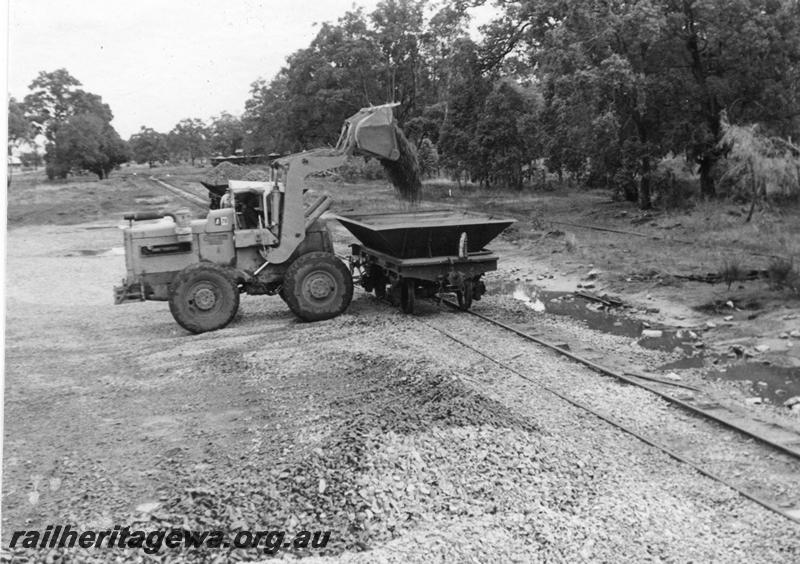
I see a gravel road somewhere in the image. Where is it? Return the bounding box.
[3,221,799,562]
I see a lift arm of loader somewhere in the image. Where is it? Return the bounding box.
[265,104,401,265]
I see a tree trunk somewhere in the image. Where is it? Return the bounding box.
[633,117,652,208]
[745,160,757,223]
[699,156,716,198]
[684,3,720,199]
[638,157,652,210]
[623,183,638,202]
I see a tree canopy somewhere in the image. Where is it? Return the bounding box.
[168,119,209,165]
[234,0,800,207]
[482,0,800,205]
[19,68,129,179]
[50,113,129,179]
[19,1,798,204]
[8,97,33,152]
[129,127,169,168]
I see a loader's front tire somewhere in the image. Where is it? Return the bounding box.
[169,263,240,334]
[283,252,353,322]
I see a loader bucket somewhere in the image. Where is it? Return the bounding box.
[336,105,400,161]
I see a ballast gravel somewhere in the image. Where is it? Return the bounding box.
[3,224,799,563]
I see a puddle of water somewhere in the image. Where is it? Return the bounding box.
[638,330,697,354]
[491,280,641,335]
[708,363,800,404]
[489,280,700,353]
[659,355,706,370]
[511,286,546,312]
[491,280,800,404]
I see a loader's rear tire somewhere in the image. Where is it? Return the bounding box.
[169,263,240,334]
[283,252,353,322]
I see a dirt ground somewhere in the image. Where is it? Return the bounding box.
[3,166,800,562]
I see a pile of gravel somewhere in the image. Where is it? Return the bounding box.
[135,354,538,560]
[204,162,270,186]
[242,169,271,182]
[203,162,243,186]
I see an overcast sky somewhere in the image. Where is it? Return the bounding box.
[8,0,391,138]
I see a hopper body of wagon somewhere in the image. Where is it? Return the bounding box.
[337,210,514,313]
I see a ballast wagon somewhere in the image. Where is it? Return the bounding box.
[338,210,514,313]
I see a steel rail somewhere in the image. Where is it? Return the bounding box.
[147,176,208,208]
[422,317,800,526]
[438,298,800,461]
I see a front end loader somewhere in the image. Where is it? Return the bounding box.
[114,104,403,333]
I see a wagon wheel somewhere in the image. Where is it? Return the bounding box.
[400,279,415,314]
[456,278,474,311]
[365,266,387,299]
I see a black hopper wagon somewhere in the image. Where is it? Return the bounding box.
[338,210,514,313]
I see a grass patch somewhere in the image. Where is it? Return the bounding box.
[694,297,763,314]
[6,164,207,226]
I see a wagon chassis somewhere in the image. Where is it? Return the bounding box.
[349,243,499,314]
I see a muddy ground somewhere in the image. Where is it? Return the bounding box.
[3,166,800,562]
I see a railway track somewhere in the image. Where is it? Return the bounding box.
[417,299,800,525]
[146,173,800,524]
[147,176,208,208]
[121,174,209,212]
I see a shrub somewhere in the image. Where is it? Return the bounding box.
[717,120,800,210]
[417,138,439,178]
[653,172,698,210]
[337,156,386,182]
[46,161,71,180]
[719,256,744,290]
[767,257,800,293]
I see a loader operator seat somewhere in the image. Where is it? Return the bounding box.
[234,190,263,229]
